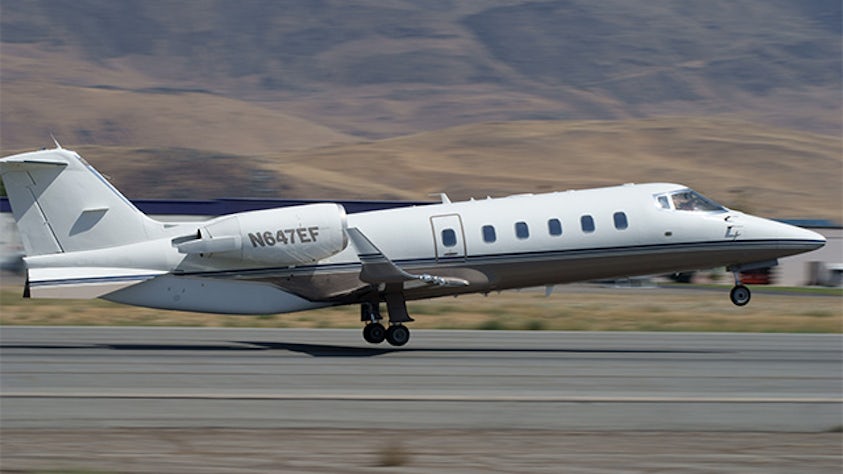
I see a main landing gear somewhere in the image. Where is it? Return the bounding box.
[362,320,386,345]
[360,294,414,346]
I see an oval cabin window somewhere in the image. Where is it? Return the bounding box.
[580,215,595,233]
[613,212,629,230]
[548,218,563,236]
[442,228,457,247]
[482,225,496,243]
[515,221,530,239]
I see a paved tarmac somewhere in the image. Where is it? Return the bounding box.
[2,327,841,431]
[2,327,842,473]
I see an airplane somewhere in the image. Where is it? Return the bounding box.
[0,145,826,346]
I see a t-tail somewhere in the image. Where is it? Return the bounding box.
[0,146,168,297]
[0,146,161,255]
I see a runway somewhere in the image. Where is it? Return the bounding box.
[2,327,841,431]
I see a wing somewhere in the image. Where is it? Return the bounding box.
[345,227,469,288]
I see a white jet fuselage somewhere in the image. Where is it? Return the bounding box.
[3,147,826,345]
[21,181,823,314]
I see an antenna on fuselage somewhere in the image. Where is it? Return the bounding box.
[50,133,62,150]
[429,193,451,204]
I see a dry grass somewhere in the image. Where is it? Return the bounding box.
[4,429,840,474]
[1,286,840,333]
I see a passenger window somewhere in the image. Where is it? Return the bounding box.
[613,212,628,230]
[442,229,457,247]
[482,225,496,243]
[515,221,529,239]
[580,215,595,233]
[548,218,563,236]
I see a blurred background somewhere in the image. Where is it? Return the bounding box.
[1,0,840,220]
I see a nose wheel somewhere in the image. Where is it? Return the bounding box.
[729,284,751,306]
[728,267,752,306]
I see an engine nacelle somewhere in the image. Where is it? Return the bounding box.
[176,203,348,265]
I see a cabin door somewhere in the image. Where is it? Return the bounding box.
[430,214,466,262]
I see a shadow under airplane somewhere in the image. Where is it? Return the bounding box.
[1,341,723,358]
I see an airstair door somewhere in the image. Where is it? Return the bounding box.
[430,214,466,262]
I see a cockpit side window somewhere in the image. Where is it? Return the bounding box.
[656,195,671,209]
[669,190,726,212]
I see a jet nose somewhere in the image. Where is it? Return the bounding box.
[798,227,826,250]
[739,214,827,255]
[777,221,826,252]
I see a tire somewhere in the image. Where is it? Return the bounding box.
[385,325,410,347]
[730,285,751,306]
[363,323,386,344]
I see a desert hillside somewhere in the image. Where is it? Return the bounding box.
[29,118,839,221]
[1,0,840,148]
[1,2,839,220]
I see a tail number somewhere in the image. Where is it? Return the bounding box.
[248,227,320,247]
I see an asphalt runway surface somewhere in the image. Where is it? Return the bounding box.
[2,327,841,473]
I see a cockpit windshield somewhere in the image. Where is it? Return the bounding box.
[656,189,727,212]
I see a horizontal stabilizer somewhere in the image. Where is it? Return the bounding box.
[346,227,469,287]
[27,267,166,299]
[0,157,68,169]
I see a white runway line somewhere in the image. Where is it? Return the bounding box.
[3,392,841,403]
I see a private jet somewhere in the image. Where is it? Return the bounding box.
[0,146,825,346]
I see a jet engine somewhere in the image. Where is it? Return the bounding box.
[176,203,348,265]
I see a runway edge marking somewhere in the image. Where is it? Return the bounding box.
[2,393,841,403]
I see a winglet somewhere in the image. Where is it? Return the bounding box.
[346,227,468,287]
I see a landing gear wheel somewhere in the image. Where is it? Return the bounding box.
[385,324,410,347]
[362,323,386,344]
[730,285,751,306]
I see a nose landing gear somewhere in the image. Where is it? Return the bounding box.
[728,267,751,306]
[729,284,751,306]
[726,260,778,306]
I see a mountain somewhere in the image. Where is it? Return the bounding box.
[0,1,840,219]
[1,0,840,149]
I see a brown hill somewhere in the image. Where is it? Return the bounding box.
[0,68,355,154]
[44,118,841,221]
[1,0,840,148]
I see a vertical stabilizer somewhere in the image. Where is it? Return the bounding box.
[0,148,160,256]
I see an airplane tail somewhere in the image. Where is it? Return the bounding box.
[0,147,161,256]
